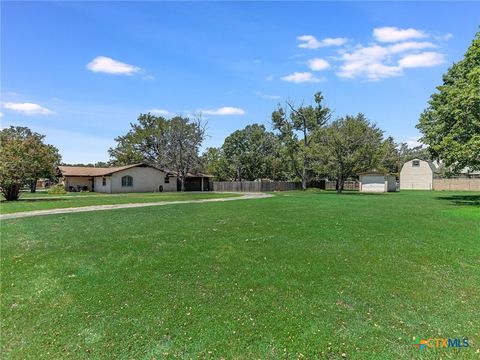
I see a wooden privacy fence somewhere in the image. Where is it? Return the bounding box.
[324,180,359,191]
[212,181,302,192]
[433,178,480,191]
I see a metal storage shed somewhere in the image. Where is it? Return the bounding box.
[359,171,397,193]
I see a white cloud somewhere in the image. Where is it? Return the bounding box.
[336,41,444,80]
[405,136,424,148]
[255,91,281,100]
[3,102,55,115]
[86,56,141,75]
[373,27,428,42]
[0,112,3,117]
[398,52,445,68]
[7,91,21,96]
[297,35,348,49]
[202,107,245,115]
[441,33,453,41]
[281,72,324,83]
[336,45,402,80]
[265,74,274,81]
[149,108,171,116]
[307,58,330,71]
[388,41,437,54]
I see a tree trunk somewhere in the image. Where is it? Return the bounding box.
[3,184,21,201]
[337,176,344,194]
[30,179,37,193]
[180,176,186,192]
[301,174,307,190]
[301,159,307,190]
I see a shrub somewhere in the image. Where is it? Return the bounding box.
[47,184,67,195]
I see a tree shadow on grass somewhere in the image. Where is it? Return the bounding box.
[435,195,480,207]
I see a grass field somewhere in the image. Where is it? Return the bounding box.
[1,191,479,359]
[0,192,239,214]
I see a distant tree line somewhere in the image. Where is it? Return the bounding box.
[199,93,431,193]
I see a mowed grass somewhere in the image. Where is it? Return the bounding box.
[1,191,479,359]
[0,192,239,214]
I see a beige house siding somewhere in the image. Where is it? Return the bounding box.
[400,159,433,190]
[94,176,112,193]
[61,166,178,193]
[110,167,177,193]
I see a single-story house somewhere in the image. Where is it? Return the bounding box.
[400,159,437,190]
[57,163,178,193]
[359,171,397,193]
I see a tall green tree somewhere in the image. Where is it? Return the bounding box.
[0,126,61,200]
[417,32,480,172]
[379,137,400,174]
[272,92,331,190]
[167,116,206,191]
[109,114,168,166]
[200,147,231,181]
[222,124,278,181]
[109,113,206,191]
[312,114,384,193]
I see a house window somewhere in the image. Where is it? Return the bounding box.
[121,175,133,187]
[102,177,106,186]
[412,160,420,167]
[164,176,170,184]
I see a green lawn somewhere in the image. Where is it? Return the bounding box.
[0,192,239,214]
[1,191,479,359]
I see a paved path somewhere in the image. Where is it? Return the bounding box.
[1,193,273,220]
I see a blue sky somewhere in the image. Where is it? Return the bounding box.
[1,1,479,164]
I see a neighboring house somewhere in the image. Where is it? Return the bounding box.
[57,164,178,193]
[400,159,437,190]
[36,178,53,189]
[358,171,397,193]
[460,167,480,178]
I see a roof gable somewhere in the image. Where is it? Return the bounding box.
[407,158,438,173]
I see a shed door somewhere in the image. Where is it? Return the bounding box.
[362,176,385,192]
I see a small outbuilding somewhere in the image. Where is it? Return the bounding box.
[358,171,397,193]
[400,158,437,190]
